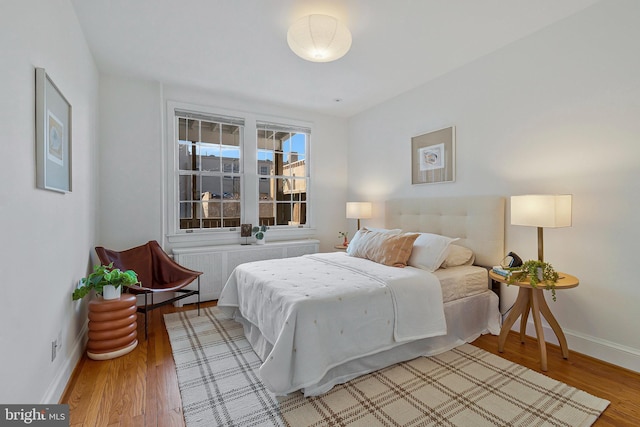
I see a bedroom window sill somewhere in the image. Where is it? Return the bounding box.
[166,227,317,246]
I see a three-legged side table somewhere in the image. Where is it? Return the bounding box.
[489,270,579,371]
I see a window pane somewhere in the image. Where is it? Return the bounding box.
[178,143,196,171]
[291,133,306,156]
[178,118,199,141]
[185,119,198,141]
[201,197,221,220]
[200,120,220,144]
[224,147,240,161]
[284,155,305,177]
[179,175,199,201]
[257,130,275,150]
[199,143,221,172]
[285,177,307,195]
[180,202,200,229]
[202,176,222,199]
[296,202,307,225]
[223,201,240,221]
[225,176,241,199]
[222,124,240,147]
[178,118,187,141]
[279,202,307,225]
[259,201,275,225]
[275,178,292,201]
[257,150,274,175]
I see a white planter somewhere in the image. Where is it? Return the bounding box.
[102,285,122,300]
[256,238,265,245]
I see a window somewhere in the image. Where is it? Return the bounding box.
[168,103,313,240]
[176,110,243,230]
[257,122,310,227]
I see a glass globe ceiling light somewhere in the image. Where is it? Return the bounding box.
[287,14,352,62]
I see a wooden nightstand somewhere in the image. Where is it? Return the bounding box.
[489,270,579,371]
[334,244,348,251]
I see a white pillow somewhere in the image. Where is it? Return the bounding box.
[407,233,459,272]
[346,227,401,256]
[440,244,475,268]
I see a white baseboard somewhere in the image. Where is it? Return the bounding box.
[515,321,640,373]
[41,325,88,404]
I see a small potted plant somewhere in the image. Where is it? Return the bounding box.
[252,225,268,245]
[507,259,560,301]
[72,263,139,301]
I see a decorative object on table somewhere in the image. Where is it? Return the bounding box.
[240,223,252,245]
[338,231,349,247]
[500,251,523,269]
[287,14,352,63]
[252,225,268,245]
[35,67,72,193]
[507,259,560,301]
[411,126,455,185]
[72,263,139,301]
[346,202,372,230]
[510,194,572,261]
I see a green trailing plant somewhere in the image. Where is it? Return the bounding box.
[72,263,139,300]
[252,225,268,240]
[507,259,560,301]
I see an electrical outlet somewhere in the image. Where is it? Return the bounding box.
[57,330,62,353]
[51,340,57,362]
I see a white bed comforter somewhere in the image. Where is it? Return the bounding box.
[217,252,446,395]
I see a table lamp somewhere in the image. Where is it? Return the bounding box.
[346,202,372,230]
[511,195,572,261]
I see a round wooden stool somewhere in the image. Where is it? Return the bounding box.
[87,294,138,360]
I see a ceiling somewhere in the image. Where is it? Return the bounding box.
[70,0,601,118]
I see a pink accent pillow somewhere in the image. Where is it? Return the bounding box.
[348,229,419,267]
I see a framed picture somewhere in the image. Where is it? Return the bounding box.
[240,224,253,237]
[411,126,455,185]
[36,67,72,193]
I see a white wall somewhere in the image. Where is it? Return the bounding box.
[347,0,640,372]
[0,1,99,403]
[97,75,163,249]
[97,78,349,253]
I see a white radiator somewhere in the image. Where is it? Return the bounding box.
[172,239,320,305]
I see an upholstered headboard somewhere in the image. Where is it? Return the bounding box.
[385,196,505,267]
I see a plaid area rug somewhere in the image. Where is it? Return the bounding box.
[164,307,609,427]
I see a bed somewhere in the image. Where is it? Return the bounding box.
[218,196,505,396]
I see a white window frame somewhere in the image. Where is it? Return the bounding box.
[165,101,315,245]
[256,120,311,229]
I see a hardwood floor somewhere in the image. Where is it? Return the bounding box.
[60,302,207,427]
[61,302,640,426]
[473,334,640,427]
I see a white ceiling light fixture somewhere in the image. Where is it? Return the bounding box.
[287,14,352,63]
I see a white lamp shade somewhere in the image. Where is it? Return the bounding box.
[511,195,572,228]
[346,202,372,219]
[287,14,352,62]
